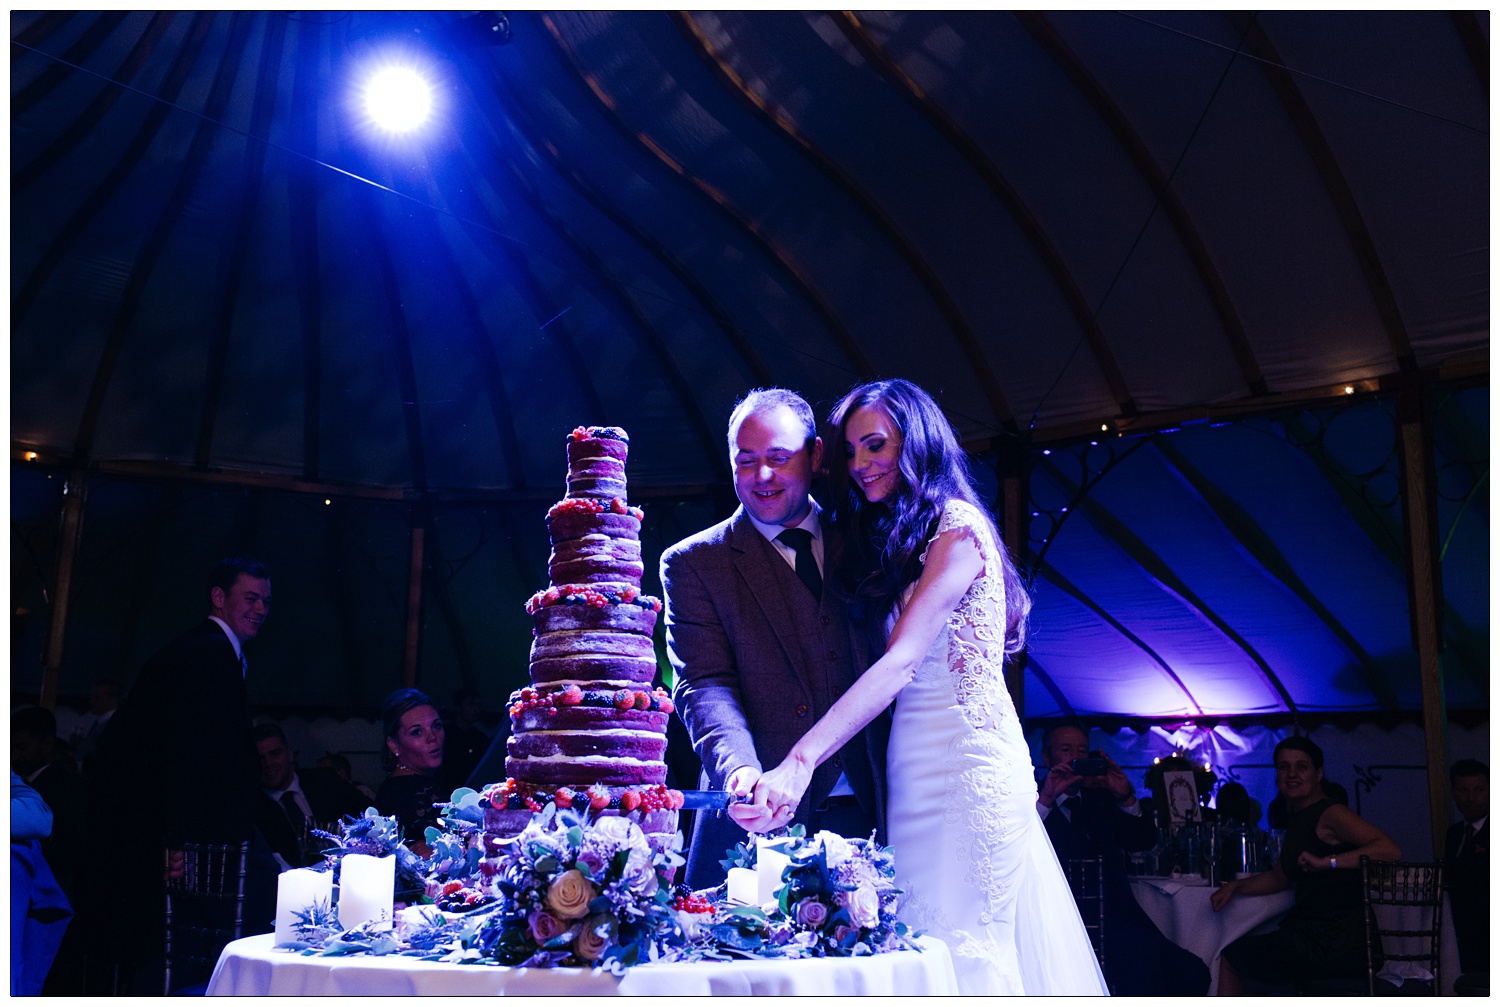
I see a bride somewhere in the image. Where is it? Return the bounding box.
[741,379,1108,995]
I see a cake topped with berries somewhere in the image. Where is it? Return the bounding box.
[483,426,682,849]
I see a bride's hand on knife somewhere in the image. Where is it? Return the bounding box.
[738,755,814,833]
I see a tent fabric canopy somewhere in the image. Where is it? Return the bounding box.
[9,11,1488,721]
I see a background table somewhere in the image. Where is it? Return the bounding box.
[206,933,958,996]
[1130,875,1293,995]
[1131,876,1463,995]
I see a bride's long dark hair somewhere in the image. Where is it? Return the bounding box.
[826,379,1031,654]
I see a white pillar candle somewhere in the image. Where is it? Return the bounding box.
[338,854,395,930]
[756,839,792,906]
[275,868,333,945]
[726,867,758,906]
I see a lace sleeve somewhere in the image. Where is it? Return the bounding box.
[918,499,994,572]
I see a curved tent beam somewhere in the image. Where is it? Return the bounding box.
[10,11,128,116]
[10,11,74,55]
[479,61,774,388]
[363,197,431,494]
[442,139,611,427]
[834,11,1138,417]
[197,14,287,469]
[1014,11,1267,398]
[1148,435,1399,709]
[673,10,1015,427]
[1449,12,1489,94]
[531,12,873,382]
[494,137,723,468]
[1039,456,1299,714]
[288,26,325,480]
[15,11,215,334]
[68,13,233,460]
[408,205,528,490]
[1034,559,1205,716]
[1230,13,1416,371]
[13,14,178,194]
[1021,655,1077,718]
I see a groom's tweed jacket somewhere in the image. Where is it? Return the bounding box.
[664,506,889,890]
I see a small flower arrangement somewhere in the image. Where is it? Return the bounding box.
[472,803,688,969]
[755,827,920,957]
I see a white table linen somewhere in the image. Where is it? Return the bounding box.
[206,933,959,996]
[1131,876,1462,995]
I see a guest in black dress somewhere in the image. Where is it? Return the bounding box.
[1210,736,1400,995]
[373,689,446,856]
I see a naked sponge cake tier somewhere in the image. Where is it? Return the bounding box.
[483,426,682,848]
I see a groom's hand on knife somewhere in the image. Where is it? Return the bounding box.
[725,766,777,832]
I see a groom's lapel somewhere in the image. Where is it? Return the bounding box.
[727,510,816,699]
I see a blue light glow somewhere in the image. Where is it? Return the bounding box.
[364,66,433,132]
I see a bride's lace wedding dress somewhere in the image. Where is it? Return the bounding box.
[887,500,1108,995]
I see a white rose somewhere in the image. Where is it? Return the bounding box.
[814,830,853,869]
[843,883,881,929]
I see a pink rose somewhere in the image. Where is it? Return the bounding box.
[794,897,829,929]
[832,924,858,945]
[528,909,566,944]
[574,914,612,962]
[546,869,595,918]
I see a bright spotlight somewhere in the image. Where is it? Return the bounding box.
[365,66,433,132]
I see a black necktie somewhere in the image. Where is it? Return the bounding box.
[280,791,308,833]
[1461,823,1478,856]
[776,528,822,603]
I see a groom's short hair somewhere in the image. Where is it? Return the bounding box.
[726,388,817,455]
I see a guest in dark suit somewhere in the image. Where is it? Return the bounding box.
[1037,723,1210,995]
[88,556,271,992]
[663,388,888,890]
[1445,759,1488,975]
[253,722,368,868]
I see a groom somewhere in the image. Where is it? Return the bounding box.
[663,388,889,890]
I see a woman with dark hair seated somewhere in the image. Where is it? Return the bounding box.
[1210,736,1400,994]
[373,689,446,855]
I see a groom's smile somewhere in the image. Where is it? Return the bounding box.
[730,404,823,528]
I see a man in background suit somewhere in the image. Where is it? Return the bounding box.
[664,388,889,890]
[252,721,367,868]
[1038,723,1210,995]
[1444,759,1488,975]
[88,556,271,992]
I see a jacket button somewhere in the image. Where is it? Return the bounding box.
[820,615,830,626]
[833,757,843,769]
[796,705,809,717]
[827,650,838,661]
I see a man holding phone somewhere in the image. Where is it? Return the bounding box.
[1036,723,1210,995]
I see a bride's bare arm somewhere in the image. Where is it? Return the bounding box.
[736,525,984,831]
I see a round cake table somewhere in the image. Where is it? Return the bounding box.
[205,933,959,996]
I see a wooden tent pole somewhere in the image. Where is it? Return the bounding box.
[402,516,426,689]
[40,467,89,710]
[1395,386,1450,858]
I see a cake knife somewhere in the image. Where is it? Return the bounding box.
[675,790,751,811]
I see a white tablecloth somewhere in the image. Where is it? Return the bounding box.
[206,933,959,996]
[1131,876,1463,995]
[1130,876,1294,995]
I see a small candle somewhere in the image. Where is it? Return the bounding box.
[726,867,758,905]
[756,838,792,906]
[338,853,395,930]
[275,868,333,945]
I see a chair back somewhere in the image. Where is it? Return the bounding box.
[163,840,249,995]
[1060,855,1106,973]
[1362,858,1444,996]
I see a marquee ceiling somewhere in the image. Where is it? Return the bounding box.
[10,11,1489,720]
